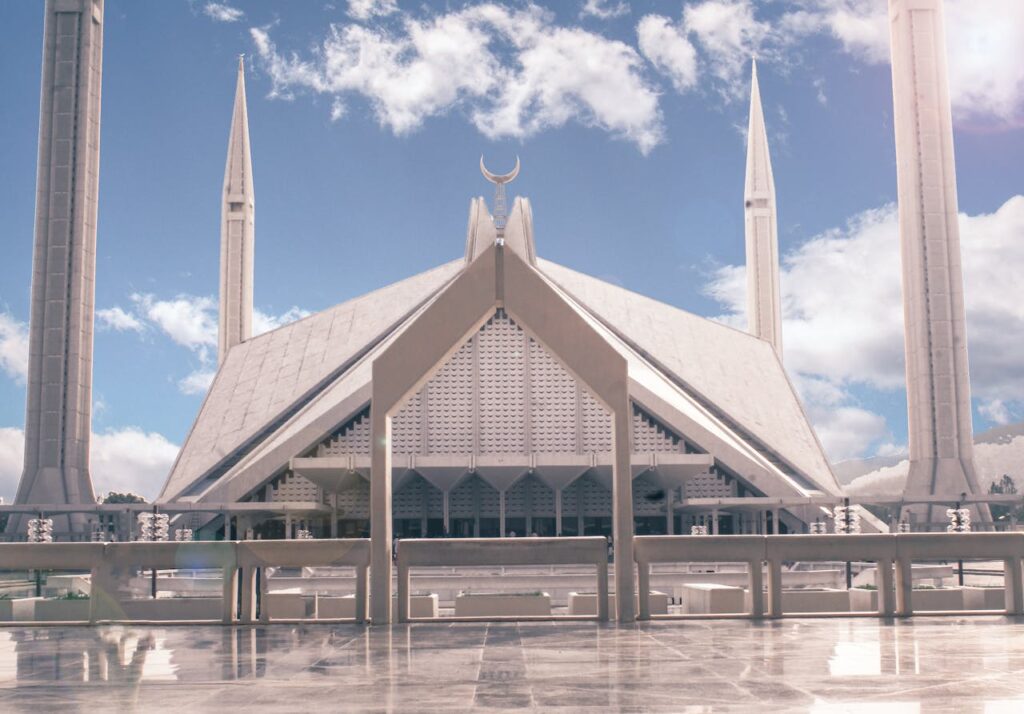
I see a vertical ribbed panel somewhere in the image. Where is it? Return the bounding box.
[272,471,322,503]
[424,339,475,455]
[478,311,527,453]
[392,390,422,455]
[683,473,735,498]
[319,408,370,456]
[579,477,612,515]
[528,332,578,453]
[632,472,664,516]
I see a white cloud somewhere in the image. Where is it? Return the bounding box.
[203,2,244,23]
[796,0,1024,126]
[253,306,311,334]
[251,4,664,152]
[0,426,180,503]
[178,369,217,396]
[682,0,770,97]
[131,293,218,361]
[96,306,145,333]
[705,195,1024,460]
[637,15,699,93]
[979,399,1014,427]
[580,0,630,21]
[0,312,29,383]
[348,0,398,22]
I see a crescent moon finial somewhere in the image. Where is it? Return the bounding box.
[480,155,520,185]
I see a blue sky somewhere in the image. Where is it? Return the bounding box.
[0,0,1022,499]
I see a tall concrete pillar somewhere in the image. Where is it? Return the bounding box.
[12,0,104,535]
[218,56,254,364]
[744,59,783,355]
[888,0,989,525]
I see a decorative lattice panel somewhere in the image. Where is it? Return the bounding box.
[580,390,613,453]
[579,476,612,516]
[335,479,371,518]
[394,476,425,518]
[392,391,423,455]
[271,471,321,503]
[633,407,684,453]
[320,408,370,456]
[506,474,554,514]
[684,472,736,499]
[528,333,579,453]
[478,312,527,453]
[424,339,476,454]
[632,472,666,515]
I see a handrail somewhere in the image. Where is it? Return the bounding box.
[396,537,609,623]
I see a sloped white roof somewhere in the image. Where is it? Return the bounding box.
[537,259,841,494]
[159,260,462,501]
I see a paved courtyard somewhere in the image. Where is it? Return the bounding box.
[1,617,1023,712]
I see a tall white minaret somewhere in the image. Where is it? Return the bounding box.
[12,0,104,535]
[888,0,988,525]
[744,59,783,355]
[219,56,255,364]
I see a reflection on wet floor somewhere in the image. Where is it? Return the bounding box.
[0,617,1023,711]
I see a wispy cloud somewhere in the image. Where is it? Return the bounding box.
[347,0,398,22]
[203,2,244,23]
[580,0,629,21]
[96,306,146,333]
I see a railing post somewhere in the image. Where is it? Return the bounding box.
[748,559,764,618]
[895,556,913,617]
[397,554,409,624]
[597,560,609,622]
[1005,557,1024,616]
[239,566,256,624]
[878,558,895,617]
[767,558,783,618]
[222,562,237,624]
[637,560,651,620]
[356,564,369,624]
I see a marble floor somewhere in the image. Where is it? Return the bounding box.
[0,617,1023,712]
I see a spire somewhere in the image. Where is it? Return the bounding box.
[743,58,783,355]
[219,55,255,364]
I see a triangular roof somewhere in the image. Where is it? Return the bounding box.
[159,260,462,501]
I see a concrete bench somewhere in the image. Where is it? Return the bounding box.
[681,584,746,614]
[568,591,668,617]
[454,592,551,617]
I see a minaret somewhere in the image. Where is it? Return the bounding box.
[11,0,104,534]
[888,0,988,525]
[219,56,255,364]
[744,59,783,355]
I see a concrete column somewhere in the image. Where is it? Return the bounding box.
[499,490,506,537]
[711,509,719,535]
[555,489,563,536]
[772,508,780,535]
[442,491,450,534]
[369,409,393,623]
[611,400,635,623]
[760,510,767,535]
[331,494,338,538]
[284,513,292,540]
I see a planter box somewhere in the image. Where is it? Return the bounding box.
[963,586,1005,611]
[850,588,879,612]
[911,588,964,611]
[681,584,745,614]
[454,593,551,617]
[567,591,669,617]
[0,598,41,621]
[782,588,850,613]
[395,594,439,619]
[264,591,309,619]
[317,595,357,619]
[119,597,222,621]
[34,599,90,622]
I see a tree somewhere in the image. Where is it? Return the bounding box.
[101,492,147,504]
[989,475,1024,523]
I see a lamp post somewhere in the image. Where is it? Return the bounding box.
[947,493,971,585]
[137,507,169,597]
[26,512,53,596]
[833,498,861,588]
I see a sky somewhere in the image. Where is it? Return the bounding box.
[0,0,1021,501]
